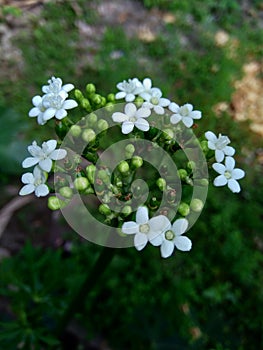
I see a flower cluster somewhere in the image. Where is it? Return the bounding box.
[29,76,78,125]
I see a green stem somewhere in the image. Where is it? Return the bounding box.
[55,246,117,337]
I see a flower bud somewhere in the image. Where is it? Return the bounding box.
[99,203,111,216]
[69,125,82,137]
[107,93,115,102]
[100,96,107,107]
[121,205,132,217]
[190,198,204,212]
[118,160,129,174]
[178,202,190,216]
[134,96,144,106]
[82,129,96,143]
[162,128,174,140]
[105,103,115,112]
[48,196,64,210]
[187,161,196,170]
[125,144,135,158]
[177,169,188,180]
[74,177,90,191]
[74,89,84,101]
[86,164,96,184]
[81,98,91,112]
[156,178,166,191]
[86,83,96,96]
[91,94,102,105]
[59,186,73,199]
[130,156,143,169]
[87,113,98,127]
[97,119,109,131]
[200,140,209,153]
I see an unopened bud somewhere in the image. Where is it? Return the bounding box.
[81,98,91,112]
[82,129,96,143]
[92,94,102,105]
[107,93,115,102]
[121,205,132,217]
[156,178,166,191]
[87,113,97,127]
[99,203,111,216]
[190,198,204,212]
[177,169,188,180]
[178,202,190,216]
[201,140,209,153]
[105,102,115,112]
[86,83,96,96]
[131,156,143,169]
[125,144,135,158]
[59,186,73,199]
[134,96,144,106]
[48,196,64,210]
[69,125,82,137]
[74,177,90,191]
[187,161,196,170]
[74,89,84,101]
[118,160,129,174]
[97,119,109,131]
[86,164,96,184]
[162,128,174,140]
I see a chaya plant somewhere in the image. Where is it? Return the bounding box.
[18,76,245,337]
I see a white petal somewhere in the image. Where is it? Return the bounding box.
[134,232,148,251]
[112,112,128,123]
[39,158,52,172]
[214,175,227,187]
[29,107,40,117]
[63,99,78,110]
[142,102,152,109]
[37,114,46,125]
[205,131,217,142]
[172,218,188,235]
[149,232,164,246]
[225,156,235,171]
[55,109,67,120]
[231,168,245,180]
[149,215,171,233]
[212,163,225,174]
[33,166,44,178]
[43,108,56,121]
[136,107,151,119]
[125,93,135,102]
[124,103,137,116]
[184,103,193,112]
[159,98,170,107]
[191,111,202,119]
[228,179,241,193]
[143,78,152,90]
[135,118,149,132]
[35,184,49,197]
[224,146,235,156]
[161,240,174,258]
[122,221,139,234]
[154,105,165,115]
[63,83,74,92]
[170,114,182,124]
[136,206,149,224]
[21,173,34,184]
[140,92,152,101]
[115,91,126,99]
[50,149,67,160]
[207,141,216,150]
[169,102,180,113]
[32,95,42,106]
[22,157,39,168]
[215,150,224,162]
[45,139,57,152]
[182,117,193,128]
[122,121,134,134]
[19,184,35,196]
[174,236,192,251]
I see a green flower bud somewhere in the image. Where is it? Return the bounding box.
[187,161,196,170]
[118,160,129,174]
[125,144,135,158]
[81,98,91,112]
[100,96,107,107]
[131,156,143,169]
[178,202,190,216]
[134,96,144,106]
[185,176,193,186]
[156,178,166,191]
[86,164,96,184]
[74,177,90,191]
[48,196,64,211]
[99,203,111,216]
[83,187,94,195]
[74,89,84,101]
[201,140,209,153]
[162,128,174,140]
[82,129,96,143]
[59,186,73,199]
[198,178,209,186]
[105,102,115,112]
[97,119,109,131]
[69,125,82,137]
[91,94,102,105]
[86,83,96,96]
[87,113,98,126]
[107,93,115,102]
[190,198,204,212]
[121,205,132,217]
[177,169,188,180]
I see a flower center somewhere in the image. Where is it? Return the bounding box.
[150,96,159,105]
[179,105,190,117]
[165,230,175,241]
[139,223,150,234]
[123,81,136,93]
[215,134,230,150]
[129,116,137,123]
[224,170,232,179]
[43,93,64,109]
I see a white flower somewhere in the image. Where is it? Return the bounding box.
[139,78,162,100]
[212,156,245,193]
[160,218,192,258]
[42,91,78,121]
[205,131,235,162]
[42,76,74,94]
[112,103,151,134]
[122,206,170,251]
[169,103,202,128]
[28,95,47,125]
[22,140,67,172]
[115,78,143,102]
[19,166,49,197]
[142,88,170,115]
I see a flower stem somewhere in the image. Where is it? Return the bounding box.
[55,246,117,337]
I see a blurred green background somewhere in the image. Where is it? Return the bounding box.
[0,0,262,349]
